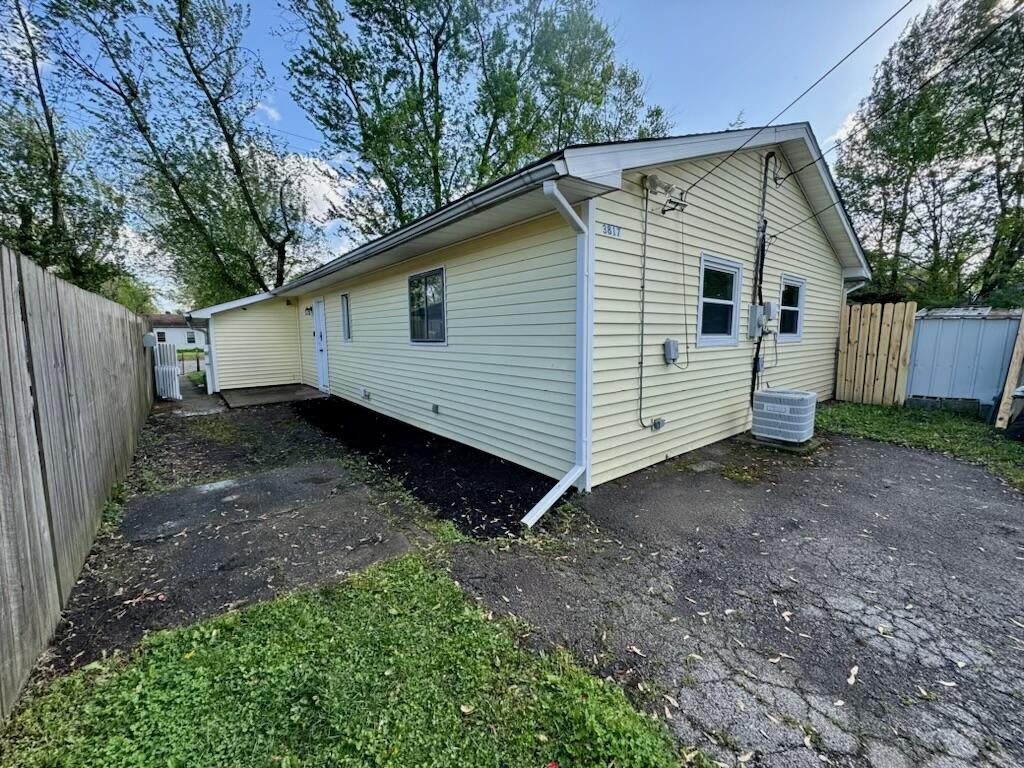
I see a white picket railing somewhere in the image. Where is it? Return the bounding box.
[154,342,182,400]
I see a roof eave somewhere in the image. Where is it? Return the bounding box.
[275,158,570,296]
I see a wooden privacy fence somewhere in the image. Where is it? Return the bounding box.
[836,301,917,405]
[0,245,152,719]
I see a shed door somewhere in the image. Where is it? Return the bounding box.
[312,297,329,392]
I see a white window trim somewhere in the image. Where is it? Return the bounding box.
[339,293,352,342]
[696,252,742,347]
[407,265,447,346]
[778,273,806,343]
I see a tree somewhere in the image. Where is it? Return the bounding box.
[99,272,156,313]
[286,0,669,236]
[835,0,1024,307]
[955,0,1024,301]
[48,0,323,304]
[0,0,128,291]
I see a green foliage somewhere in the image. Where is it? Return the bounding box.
[836,0,1024,307]
[0,556,685,768]
[817,403,1024,489]
[47,0,328,307]
[186,369,205,388]
[287,0,670,236]
[720,464,767,484]
[0,103,130,294]
[98,273,157,314]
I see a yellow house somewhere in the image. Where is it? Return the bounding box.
[190,124,870,525]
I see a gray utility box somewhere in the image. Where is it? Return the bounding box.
[752,388,817,443]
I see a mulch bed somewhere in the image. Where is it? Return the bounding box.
[295,397,567,538]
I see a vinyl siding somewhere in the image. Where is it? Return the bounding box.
[151,327,200,348]
[212,298,301,390]
[591,149,843,485]
[296,213,578,480]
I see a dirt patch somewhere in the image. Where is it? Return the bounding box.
[124,404,348,496]
[295,397,564,538]
[39,463,414,678]
[129,396,560,539]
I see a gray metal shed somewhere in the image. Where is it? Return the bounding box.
[906,307,1023,414]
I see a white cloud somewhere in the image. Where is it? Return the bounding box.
[827,111,859,145]
[276,152,350,233]
[256,102,282,123]
[116,226,181,311]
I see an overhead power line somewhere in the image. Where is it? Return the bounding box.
[684,0,914,196]
[778,0,1024,184]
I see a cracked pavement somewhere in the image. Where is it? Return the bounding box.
[450,435,1024,767]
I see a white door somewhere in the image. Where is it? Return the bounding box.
[312,297,329,392]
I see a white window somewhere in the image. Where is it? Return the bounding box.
[340,294,352,342]
[778,275,806,342]
[156,330,166,343]
[697,253,742,347]
[408,267,445,343]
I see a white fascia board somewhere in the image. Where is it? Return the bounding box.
[189,292,273,318]
[562,124,807,180]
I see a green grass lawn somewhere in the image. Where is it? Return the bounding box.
[817,402,1024,489]
[0,556,691,768]
[176,348,204,360]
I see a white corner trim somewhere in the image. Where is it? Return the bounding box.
[207,315,219,393]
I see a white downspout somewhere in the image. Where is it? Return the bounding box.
[521,181,595,528]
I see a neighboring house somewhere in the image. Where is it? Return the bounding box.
[147,314,204,348]
[190,124,870,520]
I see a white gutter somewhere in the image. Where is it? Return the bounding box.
[521,181,595,529]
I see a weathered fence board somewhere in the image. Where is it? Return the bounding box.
[995,317,1024,429]
[836,301,917,406]
[0,246,152,719]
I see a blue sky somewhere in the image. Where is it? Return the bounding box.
[247,0,930,155]
[124,0,931,308]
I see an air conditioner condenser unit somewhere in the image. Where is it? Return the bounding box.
[752,388,816,444]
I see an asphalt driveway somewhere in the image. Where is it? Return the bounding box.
[36,391,1023,767]
[451,435,1024,767]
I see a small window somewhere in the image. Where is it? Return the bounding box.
[156,330,166,343]
[697,253,742,346]
[408,268,445,343]
[779,275,806,341]
[340,294,352,342]
[186,331,195,344]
